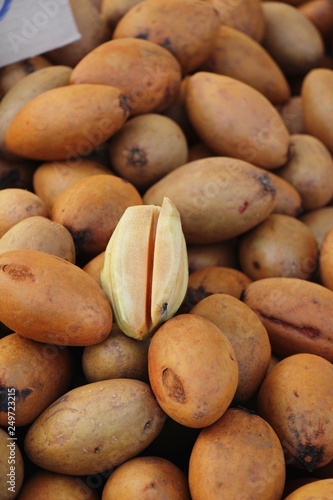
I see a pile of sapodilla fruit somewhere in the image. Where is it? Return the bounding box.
[1,0,333,498]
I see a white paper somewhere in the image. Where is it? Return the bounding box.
[0,0,81,68]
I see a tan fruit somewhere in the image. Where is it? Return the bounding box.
[17,470,99,500]
[0,65,72,160]
[112,0,220,75]
[143,157,277,244]
[0,249,113,346]
[0,333,73,427]
[205,0,265,42]
[276,134,333,211]
[101,0,143,30]
[70,38,182,116]
[182,266,252,312]
[276,95,305,135]
[0,428,24,499]
[190,293,271,402]
[284,478,333,499]
[185,72,290,169]
[51,174,142,259]
[258,353,333,471]
[187,240,239,273]
[298,0,333,42]
[45,0,111,67]
[242,277,333,361]
[82,251,105,287]
[0,216,76,263]
[5,84,129,161]
[202,25,290,104]
[319,227,333,290]
[0,189,47,238]
[0,56,52,96]
[256,167,302,217]
[238,213,318,280]
[101,197,188,340]
[148,314,238,428]
[300,206,333,249]
[32,158,111,215]
[82,322,150,382]
[188,408,286,499]
[109,114,188,191]
[102,456,191,499]
[261,1,324,76]
[24,379,166,475]
[301,68,333,154]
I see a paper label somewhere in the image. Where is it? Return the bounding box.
[0,0,81,68]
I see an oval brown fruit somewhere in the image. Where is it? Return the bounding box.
[5,84,129,161]
[202,25,290,104]
[0,333,73,427]
[258,353,333,471]
[188,407,286,500]
[0,428,24,499]
[70,38,182,116]
[242,277,333,361]
[301,68,333,154]
[24,378,166,475]
[148,314,238,428]
[101,456,191,500]
[0,249,113,346]
[238,214,318,280]
[112,0,220,75]
[143,157,277,244]
[284,478,333,499]
[185,72,290,168]
[16,470,99,500]
[51,174,142,259]
[190,294,271,403]
[261,1,324,76]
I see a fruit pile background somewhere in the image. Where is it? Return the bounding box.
[0,0,333,498]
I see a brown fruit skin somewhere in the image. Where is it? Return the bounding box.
[101,456,191,499]
[51,174,142,259]
[0,189,47,238]
[284,478,333,499]
[109,113,188,191]
[70,38,182,116]
[276,95,305,135]
[256,167,302,217]
[188,407,286,500]
[0,55,52,96]
[112,0,220,75]
[82,322,150,383]
[148,314,238,428]
[300,206,333,249]
[298,0,333,42]
[190,293,271,403]
[181,266,252,313]
[45,0,111,67]
[5,84,129,161]
[82,251,105,287]
[185,72,290,169]
[0,428,24,499]
[143,157,277,244]
[187,240,239,273]
[16,470,99,500]
[33,159,111,215]
[261,2,324,76]
[276,134,333,211]
[238,213,319,281]
[301,68,333,155]
[101,0,143,31]
[0,249,113,346]
[205,0,265,42]
[319,227,333,290]
[202,25,290,105]
[242,277,333,361]
[24,379,166,476]
[0,333,73,427]
[0,66,72,160]
[257,353,333,471]
[0,216,76,264]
